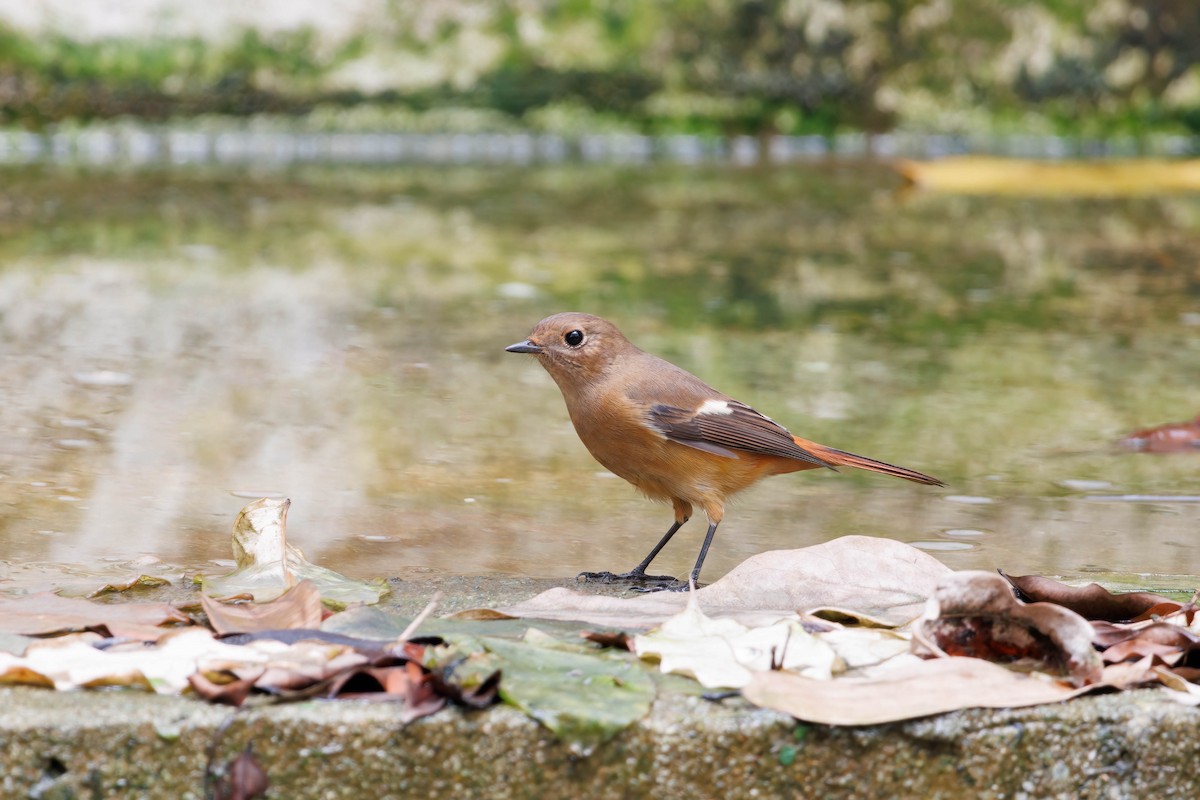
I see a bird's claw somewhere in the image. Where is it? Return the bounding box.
[575,570,678,585]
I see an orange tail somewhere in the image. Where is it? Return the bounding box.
[794,437,945,486]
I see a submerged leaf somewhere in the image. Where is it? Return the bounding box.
[199,498,388,607]
[480,633,656,755]
[1000,572,1174,622]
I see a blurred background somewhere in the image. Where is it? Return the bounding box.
[0,1,1198,593]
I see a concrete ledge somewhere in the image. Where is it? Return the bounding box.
[2,686,1197,798]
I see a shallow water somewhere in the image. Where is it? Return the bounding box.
[1,163,1198,593]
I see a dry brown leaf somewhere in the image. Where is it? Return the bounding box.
[493,536,951,628]
[919,571,1103,686]
[1000,572,1174,622]
[1117,414,1200,453]
[213,746,270,800]
[1100,623,1200,664]
[1098,656,1161,690]
[188,669,261,706]
[0,593,190,640]
[0,664,56,689]
[742,655,1089,725]
[202,580,323,636]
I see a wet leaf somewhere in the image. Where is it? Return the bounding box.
[0,593,190,640]
[1000,571,1174,622]
[480,633,656,755]
[213,746,269,800]
[491,536,951,629]
[743,655,1090,725]
[633,593,840,689]
[202,580,323,635]
[84,574,172,598]
[199,498,388,608]
[919,571,1103,686]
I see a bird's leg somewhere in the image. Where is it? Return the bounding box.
[686,519,720,587]
[577,503,691,585]
[653,510,722,593]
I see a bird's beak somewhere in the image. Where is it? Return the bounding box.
[505,339,543,354]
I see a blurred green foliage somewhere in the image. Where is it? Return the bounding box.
[1,1,1198,135]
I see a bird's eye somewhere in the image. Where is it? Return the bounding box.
[564,329,585,347]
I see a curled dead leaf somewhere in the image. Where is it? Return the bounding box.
[201,498,388,607]
[1100,623,1200,665]
[919,571,1103,686]
[202,580,324,636]
[1000,571,1174,622]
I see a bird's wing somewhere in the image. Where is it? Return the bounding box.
[646,400,835,468]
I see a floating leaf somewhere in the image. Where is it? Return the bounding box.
[199,498,388,608]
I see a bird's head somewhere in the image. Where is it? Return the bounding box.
[505,312,634,385]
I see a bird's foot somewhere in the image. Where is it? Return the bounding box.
[575,570,677,586]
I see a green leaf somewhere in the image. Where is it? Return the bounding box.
[480,633,656,755]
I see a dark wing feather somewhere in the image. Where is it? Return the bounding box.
[647,402,835,468]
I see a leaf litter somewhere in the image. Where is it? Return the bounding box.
[3,500,1200,744]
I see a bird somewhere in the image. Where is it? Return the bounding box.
[505,312,944,588]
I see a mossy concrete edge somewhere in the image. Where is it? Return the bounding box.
[1,686,1197,799]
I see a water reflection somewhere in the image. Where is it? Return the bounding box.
[0,163,1198,593]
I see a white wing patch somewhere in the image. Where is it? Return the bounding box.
[697,399,733,416]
